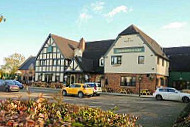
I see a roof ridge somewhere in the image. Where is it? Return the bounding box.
[86,39,115,43]
[164,46,190,49]
[51,34,78,43]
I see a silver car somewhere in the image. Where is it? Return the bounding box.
[0,80,19,92]
[85,82,102,96]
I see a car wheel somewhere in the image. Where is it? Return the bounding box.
[156,95,162,100]
[182,96,190,103]
[62,90,67,96]
[5,88,9,92]
[78,92,84,98]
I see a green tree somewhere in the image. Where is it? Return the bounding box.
[1,53,25,74]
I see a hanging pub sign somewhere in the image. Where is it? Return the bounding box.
[114,46,145,54]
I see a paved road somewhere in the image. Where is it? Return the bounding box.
[0,87,187,127]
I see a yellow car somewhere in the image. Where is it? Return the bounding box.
[62,83,93,98]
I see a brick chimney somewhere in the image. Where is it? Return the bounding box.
[78,38,85,53]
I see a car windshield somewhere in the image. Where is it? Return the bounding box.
[15,81,21,84]
[86,83,101,87]
[6,80,15,85]
[83,85,91,88]
[87,83,95,87]
[175,90,181,93]
[0,80,5,85]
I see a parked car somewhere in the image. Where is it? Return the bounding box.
[62,83,93,98]
[0,79,5,87]
[13,80,24,89]
[153,87,190,103]
[0,80,20,92]
[85,82,102,96]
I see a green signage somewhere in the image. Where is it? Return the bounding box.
[114,47,145,54]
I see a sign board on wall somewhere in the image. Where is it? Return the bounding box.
[114,47,145,54]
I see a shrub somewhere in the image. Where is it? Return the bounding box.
[0,96,139,127]
[173,103,190,127]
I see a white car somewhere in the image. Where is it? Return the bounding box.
[153,87,190,103]
[85,82,102,96]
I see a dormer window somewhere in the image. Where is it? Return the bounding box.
[99,58,104,66]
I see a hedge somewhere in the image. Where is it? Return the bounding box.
[0,95,139,127]
[173,103,190,127]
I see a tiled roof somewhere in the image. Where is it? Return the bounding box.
[163,46,190,72]
[76,39,115,73]
[119,24,168,60]
[51,34,78,59]
[167,54,190,72]
[164,46,190,56]
[19,56,36,70]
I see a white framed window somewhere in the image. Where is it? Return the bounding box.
[111,56,122,65]
[99,58,104,66]
[121,77,136,86]
[138,56,145,64]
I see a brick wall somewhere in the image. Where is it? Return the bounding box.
[104,73,165,93]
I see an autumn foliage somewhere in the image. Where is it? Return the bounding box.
[0,96,139,127]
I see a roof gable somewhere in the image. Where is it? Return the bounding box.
[119,25,168,60]
[51,34,79,59]
[19,56,36,70]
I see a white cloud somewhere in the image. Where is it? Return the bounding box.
[106,5,128,17]
[79,13,92,20]
[162,22,187,29]
[77,12,92,26]
[91,1,105,12]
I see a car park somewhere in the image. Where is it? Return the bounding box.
[153,87,190,103]
[85,82,102,96]
[0,80,20,92]
[13,80,24,89]
[62,83,93,98]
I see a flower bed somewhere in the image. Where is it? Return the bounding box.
[173,103,190,127]
[32,82,64,89]
[0,96,139,127]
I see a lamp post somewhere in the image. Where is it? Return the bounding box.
[138,75,143,97]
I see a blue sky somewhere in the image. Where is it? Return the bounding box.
[0,0,190,65]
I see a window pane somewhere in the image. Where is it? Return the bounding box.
[120,77,136,86]
[167,89,175,92]
[138,56,144,64]
[111,56,122,65]
[47,46,53,53]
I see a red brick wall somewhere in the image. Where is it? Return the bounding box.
[104,73,163,93]
[89,74,103,82]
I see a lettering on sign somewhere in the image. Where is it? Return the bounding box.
[114,47,145,54]
[124,38,133,43]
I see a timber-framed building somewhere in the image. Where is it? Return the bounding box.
[35,24,169,93]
